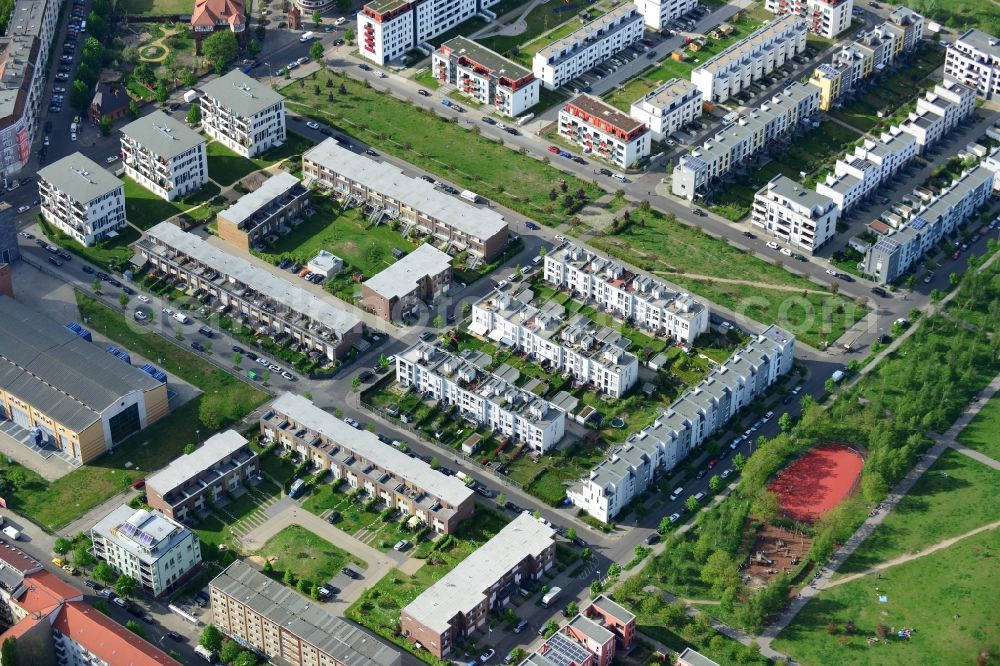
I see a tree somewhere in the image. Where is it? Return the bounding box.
[750,489,780,522]
[99,115,112,136]
[155,79,170,103]
[351,376,361,390]
[565,601,579,616]
[118,292,130,308]
[115,574,138,599]
[125,620,147,639]
[700,551,740,596]
[607,563,621,580]
[70,79,91,113]
[232,352,242,366]
[93,561,117,584]
[132,62,157,86]
[203,30,239,74]
[432,314,444,328]
[496,492,506,507]
[53,537,73,555]
[248,38,261,58]
[565,528,576,541]
[92,276,101,292]
[708,474,721,492]
[187,105,202,125]
[310,40,325,63]
[198,393,226,430]
[778,412,792,432]
[581,547,592,560]
[589,580,601,596]
[685,495,699,512]
[658,515,674,533]
[283,569,295,586]
[2,636,19,666]
[219,639,243,665]
[861,470,888,503]
[128,100,140,120]
[85,10,107,41]
[73,545,96,568]
[344,28,356,43]
[233,652,257,666]
[824,378,836,393]
[183,69,198,87]
[430,457,440,470]
[184,443,196,454]
[312,9,322,25]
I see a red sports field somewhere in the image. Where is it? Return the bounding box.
[770,443,864,522]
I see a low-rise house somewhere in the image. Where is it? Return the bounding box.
[191,0,246,54]
[89,82,130,124]
[216,172,311,251]
[362,244,452,321]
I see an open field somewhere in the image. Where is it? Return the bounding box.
[257,525,365,585]
[956,390,1000,462]
[206,141,262,187]
[118,0,190,16]
[124,178,222,230]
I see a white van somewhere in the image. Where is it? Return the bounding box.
[3,526,21,541]
[299,31,314,42]
[611,173,627,182]
[172,312,191,325]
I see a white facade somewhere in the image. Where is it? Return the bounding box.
[532,6,643,90]
[432,37,539,117]
[629,78,702,142]
[199,70,286,157]
[558,95,651,168]
[632,0,694,30]
[396,343,566,452]
[37,153,126,246]
[120,111,208,202]
[765,0,852,39]
[691,14,807,103]
[944,29,1000,100]
[898,80,976,152]
[544,243,709,343]
[751,174,838,253]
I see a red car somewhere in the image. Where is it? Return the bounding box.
[707,458,718,469]
[547,145,560,154]
[952,250,962,260]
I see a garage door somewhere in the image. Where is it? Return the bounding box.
[9,406,30,430]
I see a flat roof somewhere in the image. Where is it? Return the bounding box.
[363,244,451,301]
[91,506,192,565]
[145,430,249,496]
[956,28,1000,57]
[567,614,613,644]
[0,0,48,124]
[303,139,507,242]
[695,14,804,75]
[633,78,699,111]
[270,393,474,507]
[217,172,303,226]
[678,648,721,666]
[761,174,834,213]
[199,69,284,118]
[120,110,205,159]
[539,631,594,666]
[565,95,646,134]
[211,560,402,666]
[403,513,554,634]
[440,36,531,80]
[538,5,640,62]
[589,595,635,623]
[37,152,123,204]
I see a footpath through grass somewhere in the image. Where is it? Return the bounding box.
[956,390,1000,462]
[257,525,365,585]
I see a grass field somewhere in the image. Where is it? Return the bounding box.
[774,528,1000,666]
[886,0,999,44]
[37,217,140,273]
[257,525,365,585]
[301,481,420,551]
[118,0,191,16]
[956,391,1000,462]
[206,141,263,187]
[478,0,616,58]
[124,178,221,230]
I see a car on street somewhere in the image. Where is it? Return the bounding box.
[166,631,183,641]
[16,204,29,214]
[525,221,539,230]
[871,286,887,297]
[191,341,206,352]
[766,241,779,249]
[342,566,361,579]
[365,148,378,156]
[743,231,756,238]
[344,417,361,429]
[825,268,838,276]
[514,619,529,634]
[668,512,681,524]
[417,88,430,96]
[307,121,320,129]
[106,155,119,163]
[327,511,342,524]
[779,247,792,257]
[113,597,127,608]
[721,469,732,480]
[480,649,496,663]
[644,532,660,545]
[393,539,410,551]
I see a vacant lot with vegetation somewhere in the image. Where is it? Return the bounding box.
[257,525,365,585]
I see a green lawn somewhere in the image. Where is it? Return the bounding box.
[280,71,603,226]
[478,0,609,57]
[37,217,140,273]
[602,74,660,112]
[124,178,222,230]
[892,0,999,35]
[251,131,316,170]
[118,0,191,15]
[258,525,365,585]
[956,391,1000,462]
[774,529,1000,666]
[206,141,262,187]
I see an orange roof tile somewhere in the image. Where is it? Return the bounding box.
[53,601,177,665]
[191,0,245,27]
[17,571,82,615]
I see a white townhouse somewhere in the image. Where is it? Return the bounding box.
[632,0,694,30]
[690,14,807,103]
[558,95,651,168]
[629,78,702,142]
[765,0,852,39]
[898,80,976,153]
[944,28,1000,100]
[198,69,286,158]
[37,153,126,247]
[532,5,644,90]
[568,326,795,522]
[751,174,838,253]
[120,110,208,201]
[396,342,566,452]
[544,243,709,343]
[432,37,540,117]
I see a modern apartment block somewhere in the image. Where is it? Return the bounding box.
[216,172,311,251]
[358,0,501,65]
[861,163,996,284]
[401,513,556,657]
[568,326,794,522]
[199,69,286,157]
[362,244,452,321]
[471,286,639,398]
[629,78,702,142]
[145,430,259,522]
[677,649,721,666]
[691,14,807,103]
[751,174,839,253]
[432,37,540,117]
[765,0,852,39]
[36,153,126,246]
[527,596,636,666]
[632,0,694,30]
[544,242,709,343]
[532,6,644,90]
[0,0,59,178]
[303,139,509,261]
[897,80,976,153]
[136,222,364,360]
[211,560,403,666]
[558,95,651,168]
[262,392,476,533]
[672,81,820,200]
[395,342,567,452]
[120,110,208,201]
[944,29,1000,100]
[90,505,202,597]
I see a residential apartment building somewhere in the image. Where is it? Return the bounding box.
[677,649,721,666]
[568,326,794,521]
[532,6,644,90]
[886,5,924,53]
[36,153,126,247]
[544,242,709,343]
[944,28,1000,100]
[751,174,838,253]
[211,560,403,666]
[432,37,540,117]
[529,597,635,666]
[633,0,694,30]
[303,139,509,261]
[691,15,807,103]
[358,0,501,65]
[765,0,852,39]
[0,296,168,465]
[898,80,976,153]
[216,172,311,251]
[809,62,848,111]
[471,286,639,398]
[861,163,995,284]
[362,243,452,321]
[395,342,567,452]
[120,110,208,201]
[137,222,364,360]
[629,78,702,142]
[91,505,202,597]
[0,0,59,178]
[145,430,259,522]
[672,81,820,200]
[558,95,651,168]
[263,392,476,533]
[401,513,556,657]
[199,69,286,157]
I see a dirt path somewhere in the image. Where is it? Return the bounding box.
[652,271,830,294]
[139,27,180,63]
[823,519,1000,589]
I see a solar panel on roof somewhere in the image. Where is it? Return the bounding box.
[910,217,927,230]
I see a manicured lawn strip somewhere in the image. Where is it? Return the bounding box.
[773,529,1000,666]
[602,74,659,112]
[956,389,1000,462]
[251,131,315,169]
[37,216,140,273]
[280,71,602,226]
[206,141,262,186]
[118,0,191,15]
[258,525,365,585]
[124,178,222,230]
[410,69,441,89]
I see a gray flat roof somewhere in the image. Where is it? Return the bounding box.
[678,648,720,666]
[91,506,192,565]
[211,560,402,666]
[538,5,641,62]
[589,595,635,622]
[199,69,285,118]
[217,172,302,226]
[566,614,613,644]
[761,174,834,213]
[694,14,803,75]
[0,0,48,124]
[633,78,699,111]
[440,36,532,80]
[303,139,508,242]
[363,244,451,301]
[38,152,123,205]
[145,430,249,496]
[0,296,162,433]
[120,110,205,159]
[957,28,1000,57]
[403,513,554,634]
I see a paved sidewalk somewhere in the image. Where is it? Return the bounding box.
[948,442,1000,471]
